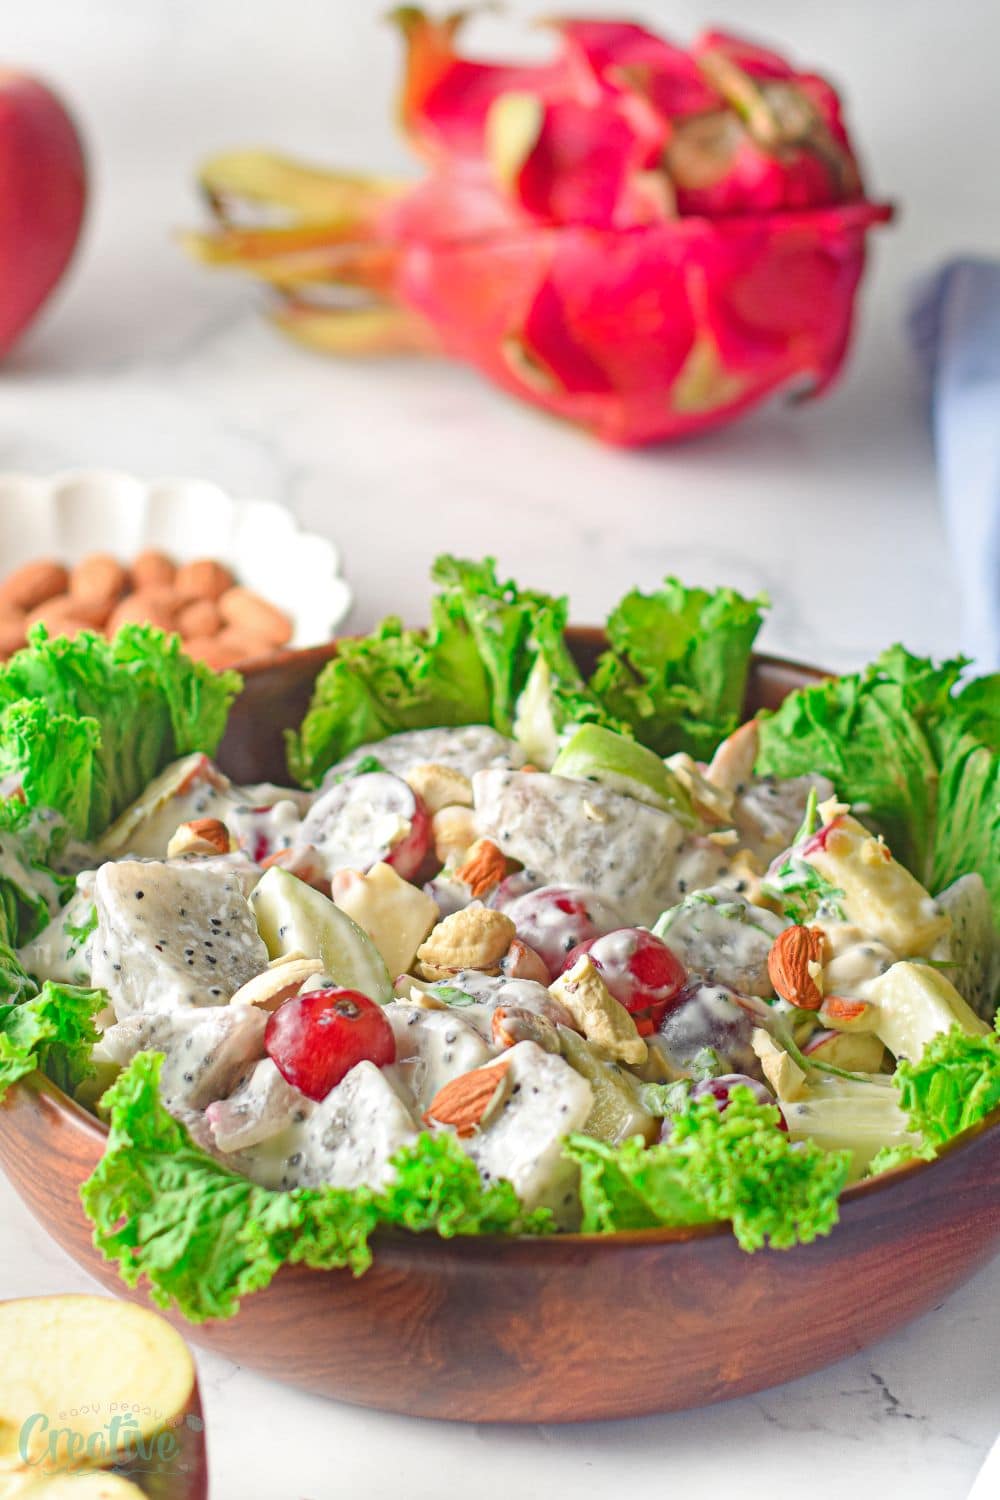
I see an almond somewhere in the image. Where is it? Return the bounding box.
[491,1006,560,1052]
[767,925,826,1010]
[166,817,234,858]
[175,558,235,602]
[423,1059,510,1137]
[181,634,243,670]
[69,553,128,607]
[455,838,507,899]
[214,626,277,661]
[30,593,112,630]
[0,560,69,612]
[177,598,223,638]
[130,548,177,590]
[817,995,877,1032]
[218,587,293,648]
[499,938,550,985]
[107,589,180,634]
[0,611,27,658]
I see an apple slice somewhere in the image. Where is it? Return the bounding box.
[250,865,392,1003]
[0,1296,207,1499]
[867,961,989,1062]
[802,1027,886,1073]
[551,724,695,820]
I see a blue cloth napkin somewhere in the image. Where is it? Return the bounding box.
[909,258,1000,672]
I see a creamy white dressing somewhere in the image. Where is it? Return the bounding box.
[324,726,525,786]
[473,768,689,925]
[61,715,988,1212]
[655,888,787,996]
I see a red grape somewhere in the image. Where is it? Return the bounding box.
[500,884,624,979]
[562,928,686,1027]
[691,1073,788,1130]
[265,987,396,1101]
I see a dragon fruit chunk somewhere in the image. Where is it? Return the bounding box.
[186,11,891,446]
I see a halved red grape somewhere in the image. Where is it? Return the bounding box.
[691,1073,788,1130]
[265,986,395,1101]
[500,884,624,979]
[562,928,686,1027]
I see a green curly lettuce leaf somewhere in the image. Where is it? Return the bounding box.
[0,625,241,839]
[0,980,104,1100]
[80,1053,552,1323]
[589,578,767,760]
[287,555,593,785]
[892,1025,1000,1150]
[286,598,493,788]
[565,1090,850,1251]
[756,648,1000,930]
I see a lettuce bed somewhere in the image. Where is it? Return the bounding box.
[0,567,998,1324]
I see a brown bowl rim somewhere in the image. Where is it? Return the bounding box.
[22,639,1000,1253]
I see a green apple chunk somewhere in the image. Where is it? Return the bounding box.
[249,866,392,1003]
[551,725,696,820]
[0,1295,207,1499]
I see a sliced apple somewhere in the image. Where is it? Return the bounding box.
[0,1296,206,1499]
[331,861,439,978]
[803,813,950,956]
[867,960,990,1062]
[551,724,695,820]
[249,865,392,1002]
[557,1026,658,1144]
[802,1027,886,1073]
[782,1075,917,1182]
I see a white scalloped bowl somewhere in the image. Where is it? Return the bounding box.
[0,471,352,650]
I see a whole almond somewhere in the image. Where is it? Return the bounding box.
[107,589,180,634]
[215,626,277,661]
[455,838,507,899]
[499,938,551,985]
[219,587,293,647]
[175,558,235,602]
[32,614,94,642]
[182,634,248,671]
[767,925,826,1010]
[177,598,223,638]
[131,548,176,590]
[0,560,69,612]
[423,1060,510,1137]
[29,594,109,630]
[69,554,128,607]
[29,594,110,630]
[0,612,28,658]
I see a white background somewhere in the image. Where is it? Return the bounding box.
[2,2,999,1496]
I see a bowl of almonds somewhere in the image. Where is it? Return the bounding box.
[0,470,352,668]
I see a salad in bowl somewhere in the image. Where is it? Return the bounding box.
[0,556,997,1325]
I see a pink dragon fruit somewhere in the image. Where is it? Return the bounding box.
[186,11,891,446]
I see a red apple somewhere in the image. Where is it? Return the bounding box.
[0,70,86,355]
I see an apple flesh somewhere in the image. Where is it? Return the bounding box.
[0,1296,207,1499]
[0,70,86,355]
[551,724,695,820]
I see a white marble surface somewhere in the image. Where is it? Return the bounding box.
[2,1,999,1496]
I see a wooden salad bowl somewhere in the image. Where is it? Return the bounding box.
[2,637,1000,1423]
